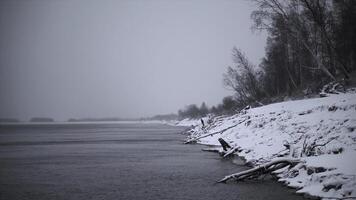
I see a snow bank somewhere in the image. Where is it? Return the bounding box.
[185,92,356,200]
[174,118,205,127]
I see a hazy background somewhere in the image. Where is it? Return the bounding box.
[0,0,266,121]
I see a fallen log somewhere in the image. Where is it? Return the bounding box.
[218,138,231,151]
[218,138,241,157]
[217,158,300,183]
[184,118,248,144]
[223,145,242,158]
[201,138,240,157]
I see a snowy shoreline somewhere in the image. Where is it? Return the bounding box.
[179,92,356,200]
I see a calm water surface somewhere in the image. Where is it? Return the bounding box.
[0,123,305,200]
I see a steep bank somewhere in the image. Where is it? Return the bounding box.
[183,91,356,200]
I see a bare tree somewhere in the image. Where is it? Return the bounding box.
[223,48,265,107]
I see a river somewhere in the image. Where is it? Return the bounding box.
[0,123,305,200]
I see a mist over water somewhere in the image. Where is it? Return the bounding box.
[0,0,266,121]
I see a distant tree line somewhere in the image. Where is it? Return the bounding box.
[178,102,208,119]
[177,98,239,119]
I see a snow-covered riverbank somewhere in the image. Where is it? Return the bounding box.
[182,91,356,200]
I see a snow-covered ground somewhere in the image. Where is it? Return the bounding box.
[174,118,203,126]
[183,91,356,200]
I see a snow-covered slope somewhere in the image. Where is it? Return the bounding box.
[174,117,207,127]
[185,92,356,200]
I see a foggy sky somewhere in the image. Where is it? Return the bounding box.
[0,0,266,121]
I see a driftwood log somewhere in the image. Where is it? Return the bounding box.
[201,138,241,158]
[184,118,248,144]
[218,158,300,183]
[218,138,242,157]
[218,138,231,151]
[223,146,242,158]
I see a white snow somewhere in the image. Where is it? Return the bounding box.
[183,92,356,200]
[174,118,200,126]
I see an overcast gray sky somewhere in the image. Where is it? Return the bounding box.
[0,0,266,121]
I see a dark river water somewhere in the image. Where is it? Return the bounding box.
[0,123,305,200]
